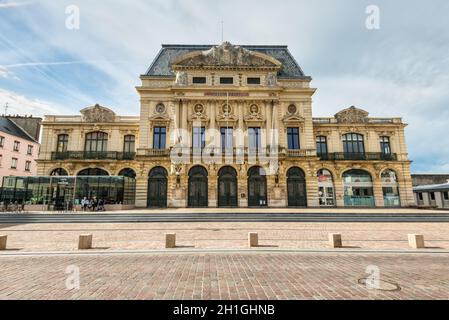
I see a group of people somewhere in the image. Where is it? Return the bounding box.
[0,201,25,213]
[81,197,106,212]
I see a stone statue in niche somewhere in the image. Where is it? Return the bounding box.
[175,71,188,86]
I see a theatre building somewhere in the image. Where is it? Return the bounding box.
[25,42,414,209]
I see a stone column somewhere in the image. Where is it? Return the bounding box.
[373,173,385,207]
[182,100,189,146]
[238,165,248,207]
[266,100,272,148]
[334,176,345,207]
[135,170,148,208]
[209,100,217,148]
[208,165,217,208]
[306,166,319,207]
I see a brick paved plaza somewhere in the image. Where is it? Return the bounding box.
[0,251,448,300]
[0,221,449,252]
[1,221,449,300]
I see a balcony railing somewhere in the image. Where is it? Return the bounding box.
[319,152,397,161]
[137,149,171,157]
[51,151,136,161]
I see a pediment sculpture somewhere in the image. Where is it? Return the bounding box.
[80,104,116,123]
[172,42,282,69]
[335,106,369,124]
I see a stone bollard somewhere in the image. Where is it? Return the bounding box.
[329,233,342,248]
[0,235,7,250]
[78,234,93,250]
[408,234,425,249]
[165,233,176,249]
[248,232,259,247]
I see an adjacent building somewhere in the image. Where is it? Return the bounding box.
[414,182,449,209]
[0,116,41,178]
[28,42,415,209]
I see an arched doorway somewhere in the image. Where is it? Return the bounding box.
[343,169,374,207]
[188,166,208,208]
[218,166,238,207]
[248,166,267,207]
[317,169,335,206]
[147,167,168,208]
[381,169,401,207]
[287,167,307,207]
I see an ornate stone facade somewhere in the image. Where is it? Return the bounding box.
[37,42,415,209]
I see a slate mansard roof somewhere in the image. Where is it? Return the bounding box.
[145,44,310,79]
[0,117,38,143]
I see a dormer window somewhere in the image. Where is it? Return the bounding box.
[192,77,206,84]
[247,77,261,85]
[220,77,234,84]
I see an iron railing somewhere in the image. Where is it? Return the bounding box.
[51,151,136,160]
[319,152,398,161]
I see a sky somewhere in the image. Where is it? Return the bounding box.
[0,0,448,173]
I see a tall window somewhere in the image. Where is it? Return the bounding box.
[444,191,449,201]
[11,158,18,169]
[13,141,20,152]
[248,127,261,150]
[192,127,206,150]
[0,136,4,148]
[27,145,33,155]
[316,136,328,155]
[57,134,69,152]
[153,127,166,149]
[380,136,391,155]
[123,135,135,153]
[221,127,233,151]
[343,133,365,154]
[84,132,108,152]
[25,161,31,172]
[287,127,300,150]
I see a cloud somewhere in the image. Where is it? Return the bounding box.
[0,0,33,9]
[0,65,19,80]
[0,88,61,116]
[1,0,448,172]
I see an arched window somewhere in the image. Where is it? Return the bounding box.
[123,135,135,154]
[84,132,108,152]
[77,168,109,176]
[118,168,136,179]
[317,169,335,206]
[381,169,400,207]
[343,133,365,154]
[56,134,69,152]
[342,169,374,207]
[50,168,68,176]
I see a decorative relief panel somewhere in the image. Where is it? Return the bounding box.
[80,104,116,123]
[335,106,369,124]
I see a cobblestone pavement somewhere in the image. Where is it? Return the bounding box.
[1,222,449,252]
[0,251,448,300]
